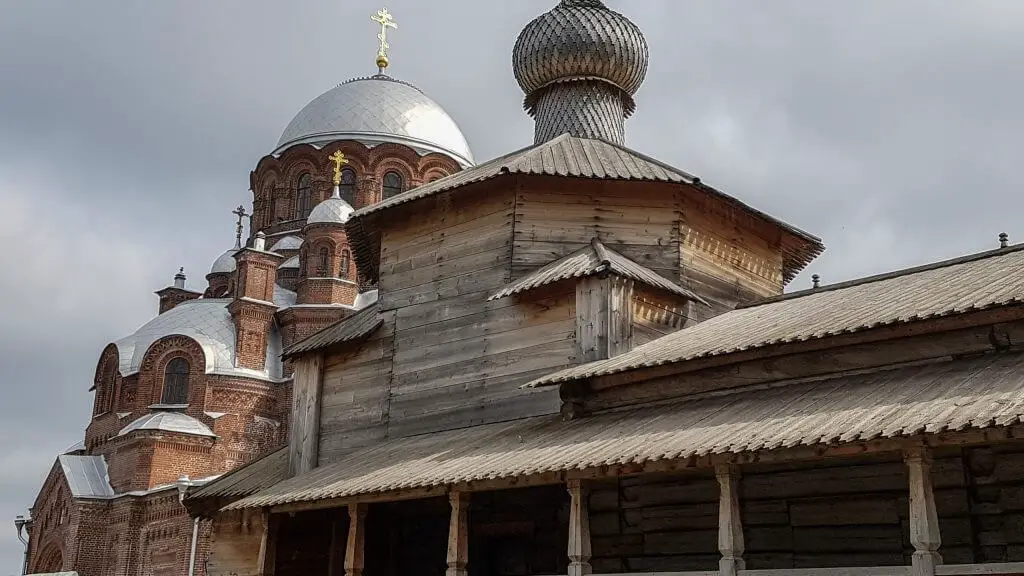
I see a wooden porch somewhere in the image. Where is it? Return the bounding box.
[250,442,1024,576]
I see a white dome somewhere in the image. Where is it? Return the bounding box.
[118,412,215,438]
[210,249,237,275]
[275,75,475,167]
[307,193,355,225]
[271,235,304,252]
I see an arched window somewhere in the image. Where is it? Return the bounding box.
[382,171,404,199]
[339,168,357,206]
[162,358,190,405]
[316,247,330,277]
[340,249,351,279]
[296,173,313,219]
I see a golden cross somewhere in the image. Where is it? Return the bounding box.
[329,151,350,186]
[371,7,398,71]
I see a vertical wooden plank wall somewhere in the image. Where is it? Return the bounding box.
[206,510,267,576]
[318,314,395,464]
[289,354,323,476]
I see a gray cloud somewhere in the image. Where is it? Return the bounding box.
[2,0,1023,571]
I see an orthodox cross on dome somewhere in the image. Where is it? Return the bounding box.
[329,151,350,186]
[371,7,398,73]
[232,205,248,249]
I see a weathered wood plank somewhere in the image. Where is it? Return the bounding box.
[290,354,324,476]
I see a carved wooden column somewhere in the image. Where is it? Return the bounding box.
[345,503,368,576]
[906,447,942,576]
[567,479,592,576]
[447,492,470,576]
[716,464,745,576]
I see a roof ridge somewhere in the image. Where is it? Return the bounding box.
[746,243,1024,309]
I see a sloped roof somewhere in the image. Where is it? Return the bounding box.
[489,238,708,305]
[225,351,1024,510]
[59,455,114,498]
[347,134,822,283]
[187,447,288,501]
[283,302,383,358]
[528,244,1024,388]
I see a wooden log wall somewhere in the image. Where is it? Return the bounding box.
[318,312,396,463]
[365,498,449,576]
[513,177,787,317]
[372,192,571,440]
[205,510,267,576]
[469,486,569,576]
[631,285,695,348]
[931,445,1024,564]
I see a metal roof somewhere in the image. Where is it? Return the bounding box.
[225,351,1024,510]
[275,74,474,167]
[347,134,822,283]
[187,448,288,501]
[528,244,1024,388]
[113,298,286,382]
[283,302,383,359]
[118,412,216,438]
[489,238,708,305]
[59,455,114,498]
[270,235,304,252]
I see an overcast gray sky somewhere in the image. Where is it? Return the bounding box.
[1,0,1023,571]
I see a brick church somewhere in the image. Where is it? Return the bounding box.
[22,2,1024,576]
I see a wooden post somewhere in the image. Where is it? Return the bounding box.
[256,512,278,576]
[344,503,367,576]
[905,447,942,576]
[289,354,324,477]
[567,479,592,576]
[447,492,470,576]
[715,464,745,576]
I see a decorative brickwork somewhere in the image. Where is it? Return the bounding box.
[156,286,203,315]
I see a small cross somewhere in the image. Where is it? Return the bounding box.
[371,7,399,71]
[329,150,350,186]
[232,205,249,249]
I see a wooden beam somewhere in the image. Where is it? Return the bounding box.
[344,503,367,576]
[905,446,942,576]
[289,354,325,477]
[715,464,745,576]
[446,492,470,576]
[256,512,277,576]
[567,479,592,576]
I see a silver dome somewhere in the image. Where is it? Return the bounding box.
[513,0,649,101]
[307,191,355,225]
[275,75,475,167]
[118,412,215,438]
[210,249,237,275]
[270,235,304,252]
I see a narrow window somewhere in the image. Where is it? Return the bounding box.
[296,173,312,218]
[382,171,404,200]
[162,358,190,405]
[316,247,330,277]
[340,249,351,279]
[339,168,357,206]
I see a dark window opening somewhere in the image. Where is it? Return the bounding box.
[296,173,313,218]
[161,357,190,405]
[382,171,405,200]
[339,168,357,206]
[316,247,330,277]
[340,249,351,279]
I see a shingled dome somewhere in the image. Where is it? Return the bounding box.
[513,0,649,110]
[307,189,355,225]
[275,75,475,168]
